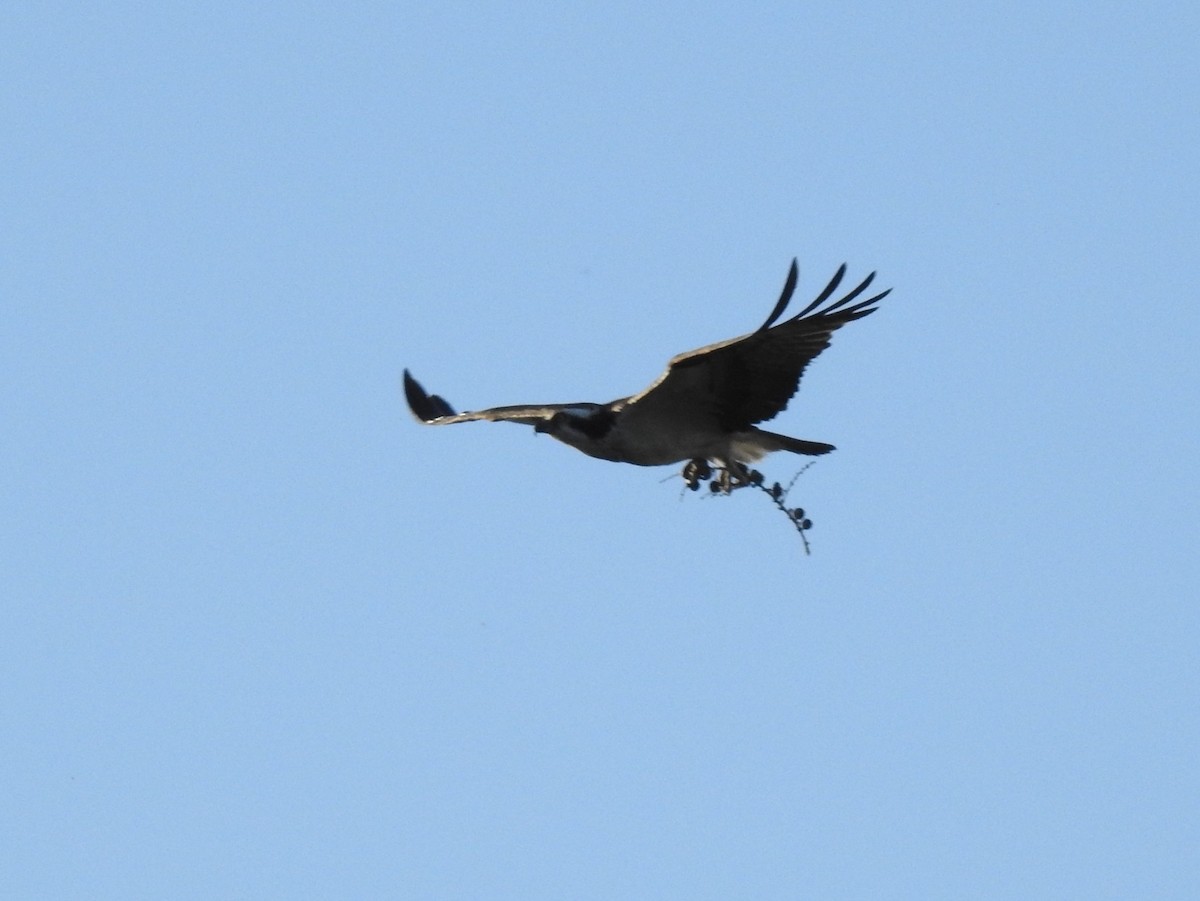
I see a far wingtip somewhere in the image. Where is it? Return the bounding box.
[402,368,427,420]
[402,368,458,422]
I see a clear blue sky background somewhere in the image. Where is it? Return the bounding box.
[4,3,1198,898]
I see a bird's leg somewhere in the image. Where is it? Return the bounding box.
[711,460,757,494]
[682,458,712,491]
[728,461,751,491]
[711,461,736,494]
[714,466,732,493]
[691,459,759,494]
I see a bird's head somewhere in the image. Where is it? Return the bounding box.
[533,412,561,435]
[535,411,582,439]
[535,409,616,454]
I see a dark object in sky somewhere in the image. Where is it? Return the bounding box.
[404,259,889,474]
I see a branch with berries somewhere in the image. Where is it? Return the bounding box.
[680,459,815,553]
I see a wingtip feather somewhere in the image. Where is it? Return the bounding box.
[403,369,456,422]
[756,258,801,332]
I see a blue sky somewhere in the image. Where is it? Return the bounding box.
[4,3,1198,898]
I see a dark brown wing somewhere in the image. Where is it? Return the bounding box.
[626,260,890,431]
[403,369,604,426]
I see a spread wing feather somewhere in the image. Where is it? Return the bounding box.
[626,260,890,431]
[403,369,604,426]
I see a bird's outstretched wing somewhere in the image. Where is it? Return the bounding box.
[626,259,890,431]
[403,369,604,426]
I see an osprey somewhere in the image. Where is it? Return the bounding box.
[404,260,889,480]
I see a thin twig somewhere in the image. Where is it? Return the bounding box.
[676,459,816,553]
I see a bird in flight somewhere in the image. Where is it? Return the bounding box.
[404,259,889,487]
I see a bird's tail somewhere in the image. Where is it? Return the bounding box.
[752,428,836,457]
